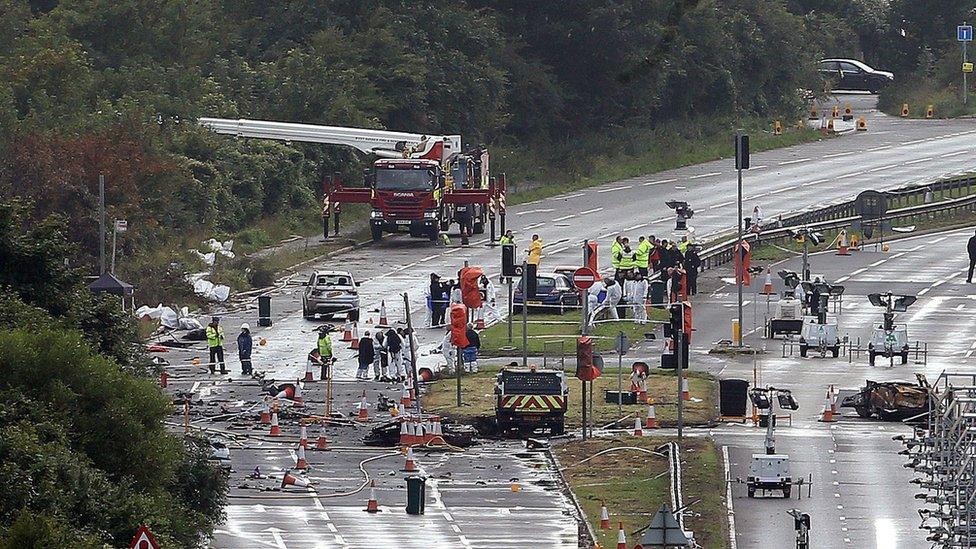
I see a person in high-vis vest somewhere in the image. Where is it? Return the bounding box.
[206,316,226,375]
[610,235,623,279]
[635,236,651,277]
[499,230,514,245]
[317,326,334,380]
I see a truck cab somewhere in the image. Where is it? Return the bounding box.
[369,159,442,241]
[494,368,568,436]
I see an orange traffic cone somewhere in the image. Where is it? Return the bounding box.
[808,104,818,120]
[357,392,369,422]
[259,398,271,424]
[391,403,399,418]
[831,105,839,118]
[402,447,418,472]
[299,424,309,448]
[901,103,910,117]
[645,405,659,429]
[616,522,627,549]
[761,269,775,295]
[364,480,380,513]
[772,120,783,135]
[856,117,867,131]
[600,502,611,529]
[292,381,305,407]
[827,117,835,133]
[818,392,835,423]
[475,307,486,330]
[926,104,934,118]
[295,444,309,469]
[341,322,353,342]
[349,323,360,350]
[315,423,329,451]
[400,385,413,407]
[400,418,413,446]
[303,360,315,382]
[379,301,389,327]
[843,103,853,121]
[830,385,839,416]
[633,417,643,437]
[160,370,168,388]
[836,231,851,256]
[681,376,691,401]
[281,471,310,489]
[269,412,281,436]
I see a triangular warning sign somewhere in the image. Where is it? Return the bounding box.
[129,525,160,549]
[639,505,691,546]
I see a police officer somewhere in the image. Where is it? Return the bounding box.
[968,229,976,283]
[206,316,226,375]
[636,236,651,277]
[500,230,514,245]
[684,245,702,295]
[237,323,253,376]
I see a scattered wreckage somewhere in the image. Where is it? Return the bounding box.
[840,375,933,421]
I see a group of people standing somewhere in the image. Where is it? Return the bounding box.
[354,326,417,382]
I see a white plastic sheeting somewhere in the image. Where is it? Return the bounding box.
[188,274,231,302]
[135,304,204,329]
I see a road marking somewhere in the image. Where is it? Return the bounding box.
[750,164,768,169]
[580,207,604,215]
[919,288,930,295]
[552,214,575,222]
[709,201,734,209]
[904,157,933,165]
[836,171,865,180]
[597,185,633,193]
[802,178,831,187]
[515,208,554,216]
[866,145,892,152]
[722,446,737,549]
[769,187,789,194]
[626,223,645,231]
[836,275,849,283]
[932,235,948,244]
[869,259,886,267]
[867,163,900,173]
[548,246,568,255]
[850,268,867,276]
[941,150,968,158]
[689,172,721,179]
[824,151,855,158]
[522,222,544,230]
[778,158,810,165]
[642,178,677,187]
[901,138,929,145]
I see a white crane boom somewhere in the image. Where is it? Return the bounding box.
[197,118,462,163]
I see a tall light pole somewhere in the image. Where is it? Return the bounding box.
[735,132,750,346]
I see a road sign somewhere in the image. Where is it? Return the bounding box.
[965,62,974,73]
[129,526,160,549]
[959,25,973,42]
[614,332,630,355]
[115,219,128,232]
[734,134,750,170]
[639,505,691,546]
[572,267,597,290]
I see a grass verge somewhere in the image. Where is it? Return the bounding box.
[878,79,976,119]
[480,312,670,356]
[423,365,718,428]
[554,436,728,549]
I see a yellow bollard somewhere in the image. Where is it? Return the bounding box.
[773,120,783,135]
[732,319,742,346]
[901,103,910,117]
[926,104,934,118]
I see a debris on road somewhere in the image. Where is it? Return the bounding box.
[840,375,932,421]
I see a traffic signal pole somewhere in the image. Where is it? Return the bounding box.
[677,302,685,439]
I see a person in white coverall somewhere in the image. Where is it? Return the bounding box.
[590,279,621,324]
[630,273,649,323]
[440,328,456,373]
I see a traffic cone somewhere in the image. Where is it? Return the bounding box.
[830,385,839,416]
[259,399,271,424]
[292,381,305,406]
[269,412,281,436]
[772,120,783,135]
[633,417,643,437]
[400,385,413,407]
[856,117,867,131]
[281,471,310,488]
[600,502,610,529]
[299,424,309,448]
[926,104,934,118]
[760,269,775,295]
[295,444,308,469]
[379,301,389,327]
[901,103,910,117]
[827,117,835,133]
[808,104,818,120]
[303,360,315,382]
[818,392,835,423]
[357,392,369,422]
[402,447,418,472]
[475,307,485,330]
[391,403,399,418]
[315,423,329,451]
[843,103,853,121]
[645,405,660,429]
[681,376,691,401]
[160,370,168,388]
[349,323,360,350]
[365,480,380,513]
[399,418,413,446]
[341,322,353,342]
[616,522,627,549]
[831,105,839,118]
[259,337,267,346]
[836,231,851,256]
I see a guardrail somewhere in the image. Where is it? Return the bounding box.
[699,173,976,270]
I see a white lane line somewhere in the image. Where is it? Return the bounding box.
[867,163,900,173]
[836,276,850,283]
[850,268,867,276]
[561,193,586,199]
[626,223,646,231]
[552,214,575,222]
[722,446,737,549]
[802,178,830,187]
[836,171,865,180]
[642,178,677,187]
[824,151,855,158]
[419,254,438,262]
[515,208,554,216]
[778,158,810,165]
[596,185,633,193]
[941,150,968,158]
[689,172,722,179]
[709,201,734,209]
[919,288,930,295]
[901,138,929,145]
[751,165,768,169]
[523,222,544,230]
[869,259,886,267]
[580,207,604,215]
[932,236,948,244]
[904,157,933,165]
[548,246,568,255]
[866,145,892,152]
[769,187,789,194]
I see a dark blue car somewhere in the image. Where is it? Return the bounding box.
[512,272,580,314]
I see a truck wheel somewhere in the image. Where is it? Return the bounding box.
[799,345,808,358]
[831,347,840,358]
[551,420,565,436]
[783,485,792,498]
[900,351,908,364]
[747,486,755,498]
[868,351,876,366]
[370,226,383,242]
[473,220,485,235]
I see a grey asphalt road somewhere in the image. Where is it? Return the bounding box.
[698,226,976,549]
[159,94,976,548]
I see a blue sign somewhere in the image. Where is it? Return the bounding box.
[959,25,973,42]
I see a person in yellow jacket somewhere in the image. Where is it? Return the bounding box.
[317,326,334,380]
[206,316,226,375]
[635,236,651,277]
[610,235,623,275]
[499,230,514,245]
[527,234,543,265]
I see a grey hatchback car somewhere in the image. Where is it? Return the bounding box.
[302,270,360,320]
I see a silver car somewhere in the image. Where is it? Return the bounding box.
[302,270,360,320]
